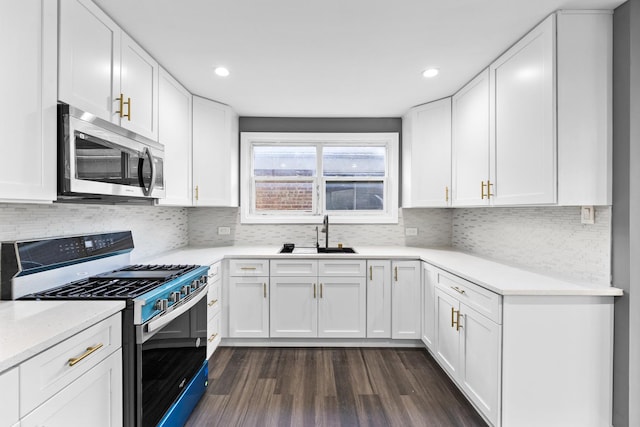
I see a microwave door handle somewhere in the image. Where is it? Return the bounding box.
[137,147,156,196]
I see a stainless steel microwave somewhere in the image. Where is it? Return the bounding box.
[58,104,165,202]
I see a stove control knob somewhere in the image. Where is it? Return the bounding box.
[199,276,208,285]
[155,299,168,311]
[169,292,181,303]
[181,285,190,296]
[190,280,199,291]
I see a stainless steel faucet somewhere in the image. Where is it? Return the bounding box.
[321,215,329,248]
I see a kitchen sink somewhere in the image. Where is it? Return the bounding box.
[279,246,356,254]
[316,247,356,253]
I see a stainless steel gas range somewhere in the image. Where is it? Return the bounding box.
[1,231,209,427]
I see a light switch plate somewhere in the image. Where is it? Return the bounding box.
[581,206,595,225]
[218,226,231,235]
[405,227,418,236]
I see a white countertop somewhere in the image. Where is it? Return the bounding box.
[0,301,125,373]
[143,245,623,297]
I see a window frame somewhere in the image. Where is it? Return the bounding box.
[240,132,399,224]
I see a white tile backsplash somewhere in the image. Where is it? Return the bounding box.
[188,207,452,248]
[0,203,188,262]
[451,206,611,285]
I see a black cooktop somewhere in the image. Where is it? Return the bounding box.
[21,264,199,300]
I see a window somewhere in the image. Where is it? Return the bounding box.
[241,132,399,224]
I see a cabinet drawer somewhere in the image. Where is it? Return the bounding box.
[319,260,366,277]
[228,259,269,276]
[206,312,222,359]
[208,261,221,282]
[436,271,502,324]
[20,313,122,417]
[207,284,221,320]
[271,259,318,276]
[0,367,19,427]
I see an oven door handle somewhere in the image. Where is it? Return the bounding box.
[144,285,207,336]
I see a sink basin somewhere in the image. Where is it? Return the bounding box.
[316,247,356,254]
[279,246,356,254]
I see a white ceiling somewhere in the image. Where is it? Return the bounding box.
[93,0,625,117]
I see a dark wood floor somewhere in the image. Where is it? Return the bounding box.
[185,347,488,427]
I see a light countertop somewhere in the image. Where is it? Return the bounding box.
[0,300,125,373]
[143,245,623,297]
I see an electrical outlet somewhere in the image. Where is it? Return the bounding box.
[581,206,595,225]
[405,227,418,236]
[217,226,231,235]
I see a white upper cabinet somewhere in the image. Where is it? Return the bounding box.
[489,15,556,206]
[0,0,57,203]
[402,98,452,207]
[59,0,159,141]
[451,69,490,207]
[157,68,193,206]
[192,96,239,207]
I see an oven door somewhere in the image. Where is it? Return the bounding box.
[136,287,208,427]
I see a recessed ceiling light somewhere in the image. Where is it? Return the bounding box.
[422,68,439,78]
[214,66,230,77]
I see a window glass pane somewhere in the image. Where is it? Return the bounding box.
[255,180,314,211]
[325,181,384,210]
[253,146,316,177]
[323,146,385,177]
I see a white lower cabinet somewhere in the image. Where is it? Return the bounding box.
[14,313,123,427]
[318,277,366,338]
[0,367,19,427]
[421,262,436,350]
[21,349,123,427]
[391,260,421,339]
[206,262,222,358]
[270,276,317,337]
[366,260,391,338]
[227,259,269,338]
[229,276,269,338]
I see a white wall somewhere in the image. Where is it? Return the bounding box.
[0,203,188,262]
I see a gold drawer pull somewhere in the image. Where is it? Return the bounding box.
[208,333,218,343]
[451,286,466,295]
[68,343,103,367]
[240,267,257,270]
[208,299,218,307]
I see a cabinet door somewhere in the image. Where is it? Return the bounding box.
[0,0,56,203]
[421,263,436,351]
[206,312,221,359]
[58,0,119,122]
[459,304,502,427]
[192,96,239,207]
[490,15,556,205]
[119,32,159,141]
[318,277,366,338]
[228,277,269,338]
[366,260,391,338]
[391,260,421,339]
[157,68,193,206]
[270,277,317,338]
[20,349,123,427]
[434,288,460,380]
[402,98,452,207]
[451,69,490,207]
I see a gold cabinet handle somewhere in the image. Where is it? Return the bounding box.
[320,283,323,298]
[116,94,124,118]
[481,181,487,199]
[126,97,131,121]
[445,186,449,202]
[208,333,218,343]
[313,283,316,299]
[208,299,218,307]
[263,283,267,298]
[451,307,456,328]
[195,185,199,201]
[394,266,398,282]
[369,265,373,281]
[451,286,466,295]
[456,311,462,331]
[451,308,461,331]
[68,343,103,367]
[487,180,494,199]
[240,267,257,270]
